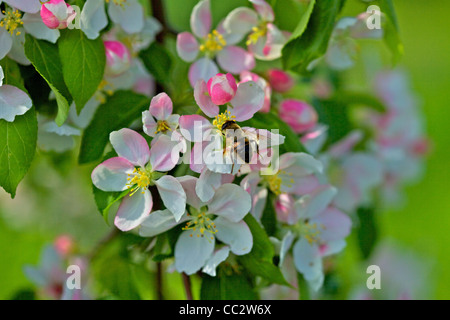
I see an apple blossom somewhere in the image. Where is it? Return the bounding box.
[104,40,132,77]
[176,0,255,86]
[223,0,289,60]
[240,70,271,113]
[139,177,253,276]
[279,186,352,291]
[91,128,186,231]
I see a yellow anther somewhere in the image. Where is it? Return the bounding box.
[182,211,218,240]
[154,120,172,134]
[301,222,322,244]
[105,0,128,8]
[0,9,23,36]
[126,168,151,196]
[212,110,235,131]
[246,23,267,46]
[199,29,227,54]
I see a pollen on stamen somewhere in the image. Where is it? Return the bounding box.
[0,9,24,36]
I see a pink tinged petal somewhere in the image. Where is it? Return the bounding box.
[190,0,212,38]
[194,79,219,117]
[292,238,323,288]
[207,73,237,105]
[214,217,253,255]
[115,189,153,231]
[110,128,150,167]
[149,135,178,172]
[223,7,258,36]
[175,231,215,275]
[150,92,173,120]
[196,169,223,202]
[279,99,318,134]
[188,57,219,88]
[251,186,267,221]
[139,209,187,237]
[295,185,338,220]
[91,157,135,192]
[275,193,299,225]
[176,32,199,62]
[250,0,275,22]
[190,141,207,173]
[240,171,261,195]
[142,110,157,137]
[217,46,255,74]
[285,174,321,196]
[207,184,251,222]
[313,207,352,242]
[154,175,186,222]
[202,246,230,276]
[279,152,323,175]
[179,114,212,142]
[267,69,294,93]
[0,85,33,122]
[229,81,264,121]
[319,239,347,258]
[249,24,286,61]
[4,0,42,13]
[176,176,205,210]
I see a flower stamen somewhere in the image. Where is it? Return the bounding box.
[212,110,235,131]
[0,9,23,36]
[182,212,217,241]
[199,29,226,54]
[126,168,151,196]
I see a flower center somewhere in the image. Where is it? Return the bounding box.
[105,0,128,8]
[0,9,23,36]
[300,220,325,245]
[246,23,267,46]
[126,168,151,195]
[155,120,171,134]
[199,30,226,54]
[182,211,218,240]
[262,170,294,196]
[95,80,115,104]
[212,110,235,131]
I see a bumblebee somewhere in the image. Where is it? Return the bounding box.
[221,120,256,165]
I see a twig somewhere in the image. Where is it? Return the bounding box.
[182,273,194,300]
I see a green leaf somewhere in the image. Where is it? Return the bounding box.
[24,35,72,126]
[78,90,151,164]
[94,186,130,224]
[282,0,343,73]
[260,193,277,237]
[139,42,173,84]
[238,214,289,285]
[356,207,378,260]
[286,0,316,41]
[58,29,105,113]
[200,272,258,300]
[0,57,26,91]
[0,108,38,198]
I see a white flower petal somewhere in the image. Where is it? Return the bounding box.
[214,217,253,255]
[110,128,150,167]
[108,0,144,34]
[115,189,153,231]
[207,184,251,222]
[202,246,230,276]
[91,157,135,192]
[139,209,186,237]
[155,175,187,222]
[0,85,32,122]
[175,231,215,275]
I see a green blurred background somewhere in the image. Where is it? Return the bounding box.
[0,0,449,299]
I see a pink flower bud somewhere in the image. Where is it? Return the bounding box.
[104,41,132,77]
[54,235,74,257]
[279,99,318,134]
[40,0,76,30]
[267,69,294,93]
[207,73,238,105]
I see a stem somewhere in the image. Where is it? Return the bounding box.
[156,261,164,300]
[182,273,194,300]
